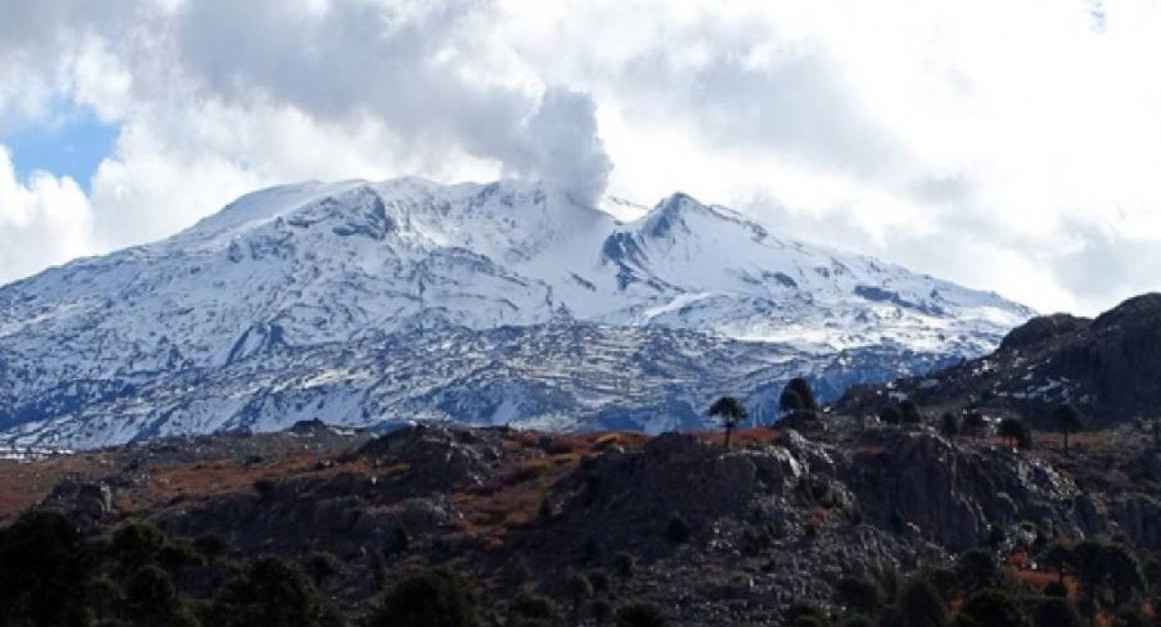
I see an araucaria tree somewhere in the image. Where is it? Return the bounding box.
[779,388,805,416]
[708,396,748,450]
[786,377,818,412]
[1051,404,1084,453]
[963,410,986,439]
[940,412,960,440]
[998,417,1032,450]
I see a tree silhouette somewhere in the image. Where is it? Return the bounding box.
[708,396,748,450]
[998,418,1032,449]
[1037,542,1073,585]
[940,412,960,440]
[963,411,986,439]
[900,400,924,426]
[787,377,818,412]
[880,405,901,426]
[1070,541,1106,625]
[779,388,805,416]
[1067,542,1143,625]
[1051,404,1084,454]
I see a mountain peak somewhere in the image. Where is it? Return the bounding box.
[0,176,1034,449]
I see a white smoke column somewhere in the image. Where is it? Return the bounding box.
[520,88,613,207]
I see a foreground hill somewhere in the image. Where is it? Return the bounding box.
[0,178,1030,449]
[839,293,1161,428]
[6,416,1160,626]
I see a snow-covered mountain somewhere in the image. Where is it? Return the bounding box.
[0,177,1033,449]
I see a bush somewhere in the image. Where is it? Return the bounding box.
[126,564,199,627]
[213,556,340,627]
[592,599,614,626]
[300,551,344,587]
[369,568,479,627]
[587,570,610,594]
[508,592,560,627]
[613,552,636,581]
[193,534,229,561]
[158,538,207,572]
[1114,608,1151,627]
[1031,597,1083,627]
[957,550,1000,592]
[960,590,1030,627]
[615,602,666,627]
[664,512,691,544]
[110,520,168,571]
[1042,581,1067,598]
[834,576,884,615]
[0,511,95,627]
[787,601,830,625]
[900,579,947,627]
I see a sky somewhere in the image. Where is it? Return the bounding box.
[1,0,1160,316]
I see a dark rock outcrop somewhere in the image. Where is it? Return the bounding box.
[846,430,1082,550]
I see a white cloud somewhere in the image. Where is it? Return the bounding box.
[2,0,1161,315]
[0,147,95,279]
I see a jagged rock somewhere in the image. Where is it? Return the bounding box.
[846,429,1081,550]
[42,480,114,524]
[1108,494,1161,548]
[359,424,497,490]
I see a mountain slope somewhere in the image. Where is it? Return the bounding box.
[0,177,1032,448]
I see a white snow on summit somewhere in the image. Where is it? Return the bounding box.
[0,177,1033,448]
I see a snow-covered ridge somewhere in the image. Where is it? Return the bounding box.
[0,177,1033,448]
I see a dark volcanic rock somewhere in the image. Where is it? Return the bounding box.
[42,480,114,526]
[358,423,502,490]
[999,313,1088,351]
[840,292,1161,425]
[846,429,1081,550]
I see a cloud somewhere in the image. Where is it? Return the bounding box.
[2,0,1161,315]
[0,147,95,280]
[168,0,611,205]
[1053,221,1161,310]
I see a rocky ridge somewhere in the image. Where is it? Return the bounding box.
[14,414,1160,625]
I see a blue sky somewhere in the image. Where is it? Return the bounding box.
[0,106,119,191]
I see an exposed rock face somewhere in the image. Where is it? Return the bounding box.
[999,313,1089,351]
[42,480,114,526]
[1108,495,1161,548]
[20,421,1161,627]
[357,423,502,491]
[845,430,1082,550]
[555,432,804,533]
